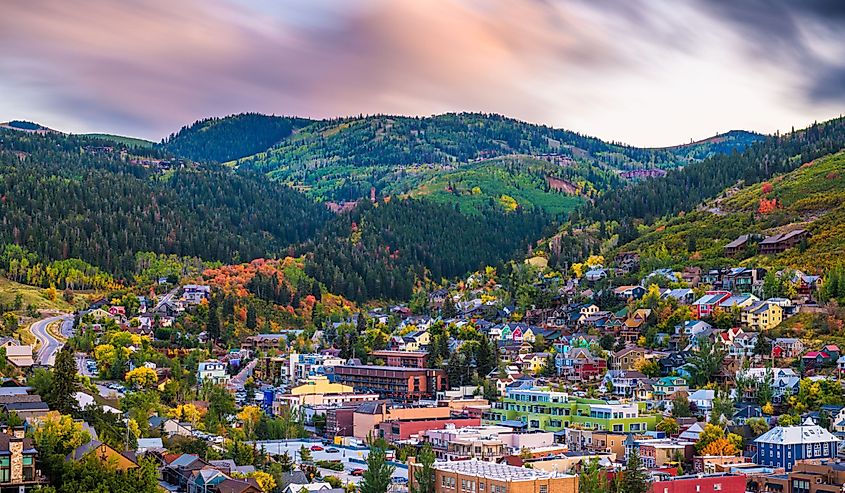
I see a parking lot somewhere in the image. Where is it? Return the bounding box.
[249,440,409,484]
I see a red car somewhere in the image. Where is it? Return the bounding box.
[310,445,324,452]
[351,468,365,476]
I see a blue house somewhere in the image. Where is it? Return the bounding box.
[753,418,839,471]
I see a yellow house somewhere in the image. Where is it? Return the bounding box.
[519,353,551,374]
[522,328,536,343]
[741,302,783,331]
[67,441,138,471]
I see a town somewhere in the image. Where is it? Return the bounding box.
[2,241,844,493]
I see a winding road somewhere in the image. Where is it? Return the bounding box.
[30,314,73,366]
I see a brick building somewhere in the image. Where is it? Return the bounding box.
[376,416,480,441]
[650,473,746,493]
[369,350,428,368]
[332,365,447,401]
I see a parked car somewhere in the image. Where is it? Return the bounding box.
[351,469,365,476]
[392,478,408,485]
[326,447,339,453]
[310,445,324,451]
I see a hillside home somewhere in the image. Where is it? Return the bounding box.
[693,291,732,319]
[773,338,804,358]
[759,229,809,255]
[741,301,784,331]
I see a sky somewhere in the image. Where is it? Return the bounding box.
[1,0,844,146]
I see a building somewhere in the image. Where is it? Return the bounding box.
[4,345,34,368]
[424,425,517,462]
[753,419,839,471]
[325,405,357,437]
[693,291,732,319]
[749,459,845,493]
[376,416,481,442]
[652,377,688,401]
[485,387,656,433]
[273,376,378,414]
[352,401,453,439]
[724,235,754,257]
[611,347,647,371]
[649,473,746,493]
[332,365,447,401]
[760,230,809,255]
[368,350,428,368]
[742,302,784,331]
[241,333,303,353]
[0,428,44,492]
[196,360,229,385]
[409,458,578,493]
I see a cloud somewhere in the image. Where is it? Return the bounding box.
[0,0,842,145]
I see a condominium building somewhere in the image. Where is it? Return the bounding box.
[484,387,656,433]
[332,365,447,401]
[409,458,578,493]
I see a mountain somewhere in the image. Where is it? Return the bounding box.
[0,128,330,276]
[82,133,154,148]
[612,149,845,273]
[161,113,311,162]
[228,113,763,203]
[657,130,762,161]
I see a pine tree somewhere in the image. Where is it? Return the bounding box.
[207,294,221,342]
[356,312,367,334]
[441,296,457,319]
[246,304,257,331]
[621,450,649,493]
[49,346,80,415]
[360,447,394,493]
[475,335,494,379]
[412,442,435,493]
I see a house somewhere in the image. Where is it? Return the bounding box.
[823,344,841,359]
[727,331,758,357]
[741,301,784,331]
[0,427,45,491]
[602,370,650,398]
[214,478,264,493]
[662,288,696,304]
[722,268,766,294]
[737,367,800,403]
[612,347,647,371]
[687,389,716,415]
[558,347,607,381]
[802,351,834,370]
[773,338,804,358]
[718,293,760,310]
[652,376,688,400]
[759,229,810,255]
[182,284,212,304]
[724,234,754,257]
[693,291,732,319]
[67,440,138,471]
[196,360,229,385]
[5,345,34,368]
[614,285,646,301]
[753,418,838,471]
[584,267,608,282]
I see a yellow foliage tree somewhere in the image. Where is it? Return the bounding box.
[170,404,203,425]
[699,437,739,456]
[250,471,276,492]
[571,263,585,279]
[237,405,263,439]
[125,367,158,388]
[762,402,774,415]
[32,412,91,454]
[499,195,518,212]
[585,255,605,267]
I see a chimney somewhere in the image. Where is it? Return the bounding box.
[9,438,23,483]
[12,426,24,439]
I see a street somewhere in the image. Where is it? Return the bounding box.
[249,440,408,483]
[153,287,180,312]
[29,314,72,366]
[229,358,257,390]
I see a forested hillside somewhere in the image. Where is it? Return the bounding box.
[235,113,761,202]
[301,199,551,301]
[544,117,845,269]
[161,113,310,162]
[613,150,845,273]
[0,129,330,275]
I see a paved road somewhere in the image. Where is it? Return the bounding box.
[153,287,180,311]
[30,314,72,366]
[229,358,257,390]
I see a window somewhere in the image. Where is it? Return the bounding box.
[714,483,722,491]
[540,486,548,493]
[613,425,623,432]
[0,456,8,483]
[479,484,485,491]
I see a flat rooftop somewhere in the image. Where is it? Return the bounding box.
[433,459,575,481]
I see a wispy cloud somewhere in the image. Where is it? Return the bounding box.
[0,0,842,145]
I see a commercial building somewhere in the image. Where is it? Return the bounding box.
[484,387,657,433]
[424,425,555,462]
[326,405,357,437]
[409,458,578,493]
[748,459,845,493]
[649,473,746,493]
[273,376,379,414]
[369,350,428,368]
[332,365,447,401]
[352,401,453,439]
[377,416,481,442]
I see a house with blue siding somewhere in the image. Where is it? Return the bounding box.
[753,418,839,471]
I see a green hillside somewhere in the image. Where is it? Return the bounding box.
[161,113,311,162]
[234,113,762,202]
[615,150,845,273]
[409,155,618,215]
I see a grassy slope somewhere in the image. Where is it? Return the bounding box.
[82,133,154,148]
[616,150,845,273]
[0,277,81,311]
[410,156,585,215]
